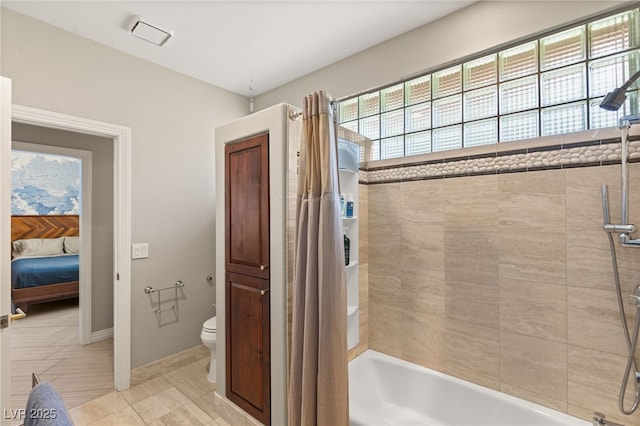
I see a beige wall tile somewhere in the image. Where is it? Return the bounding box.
[568,345,640,426]
[498,168,565,194]
[500,383,567,413]
[567,286,630,357]
[445,268,499,328]
[160,347,197,371]
[566,165,620,229]
[444,318,500,388]
[131,359,163,386]
[444,228,498,271]
[402,267,444,317]
[402,311,444,371]
[368,222,401,268]
[566,226,614,290]
[402,223,444,274]
[444,229,499,328]
[368,183,402,225]
[357,262,369,354]
[358,185,369,265]
[369,253,402,356]
[401,179,444,226]
[615,245,640,295]
[500,331,568,403]
[498,191,566,228]
[498,227,566,285]
[500,279,567,342]
[444,175,498,226]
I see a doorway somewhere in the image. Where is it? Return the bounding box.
[11,141,93,344]
[9,139,104,410]
[9,105,132,392]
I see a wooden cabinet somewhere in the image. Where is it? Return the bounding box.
[225,133,271,425]
[225,133,270,280]
[225,272,270,424]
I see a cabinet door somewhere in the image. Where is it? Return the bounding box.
[225,133,270,279]
[226,272,270,425]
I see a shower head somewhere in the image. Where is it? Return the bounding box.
[600,88,628,111]
[600,69,640,111]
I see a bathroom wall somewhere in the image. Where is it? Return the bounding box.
[2,8,248,368]
[255,1,624,111]
[364,126,640,425]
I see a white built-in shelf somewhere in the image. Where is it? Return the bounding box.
[339,137,360,352]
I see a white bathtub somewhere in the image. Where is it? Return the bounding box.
[349,350,590,426]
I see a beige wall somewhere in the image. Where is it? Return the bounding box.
[255,1,626,110]
[12,123,114,333]
[365,157,640,424]
[1,7,249,368]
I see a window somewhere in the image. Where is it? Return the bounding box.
[338,7,640,161]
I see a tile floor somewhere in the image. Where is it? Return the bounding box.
[67,363,229,426]
[10,298,114,417]
[11,299,246,425]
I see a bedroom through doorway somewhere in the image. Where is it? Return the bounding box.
[9,126,115,413]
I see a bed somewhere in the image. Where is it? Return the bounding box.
[11,215,80,312]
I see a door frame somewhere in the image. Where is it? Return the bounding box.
[1,76,13,426]
[12,142,93,345]
[11,105,132,391]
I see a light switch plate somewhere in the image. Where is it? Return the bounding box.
[132,243,149,259]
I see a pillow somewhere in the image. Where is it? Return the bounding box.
[63,236,80,254]
[12,237,65,258]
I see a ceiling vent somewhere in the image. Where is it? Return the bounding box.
[127,15,173,47]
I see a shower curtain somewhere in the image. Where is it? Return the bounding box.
[288,91,349,426]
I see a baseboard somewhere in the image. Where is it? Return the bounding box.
[92,327,113,342]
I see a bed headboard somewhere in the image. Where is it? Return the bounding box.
[11,215,80,241]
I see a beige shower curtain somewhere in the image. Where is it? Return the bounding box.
[288,91,349,426]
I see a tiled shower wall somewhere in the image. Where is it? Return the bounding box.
[362,129,640,425]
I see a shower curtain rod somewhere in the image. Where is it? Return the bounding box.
[288,100,337,121]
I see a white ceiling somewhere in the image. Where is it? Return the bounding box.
[2,1,476,97]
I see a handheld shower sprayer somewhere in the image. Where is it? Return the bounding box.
[602,185,640,415]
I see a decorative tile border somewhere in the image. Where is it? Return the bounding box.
[359,136,640,185]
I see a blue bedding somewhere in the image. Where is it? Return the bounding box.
[11,255,79,290]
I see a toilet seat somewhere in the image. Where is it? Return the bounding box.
[203,316,217,333]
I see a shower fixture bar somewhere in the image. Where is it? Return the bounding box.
[602,114,640,247]
[603,185,640,247]
[603,223,637,234]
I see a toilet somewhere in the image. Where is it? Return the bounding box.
[200,316,217,382]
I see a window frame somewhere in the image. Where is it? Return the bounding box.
[338,5,640,162]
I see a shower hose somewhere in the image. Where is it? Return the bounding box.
[605,229,640,414]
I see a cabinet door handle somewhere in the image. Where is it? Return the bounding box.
[260,265,268,271]
[260,289,269,296]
